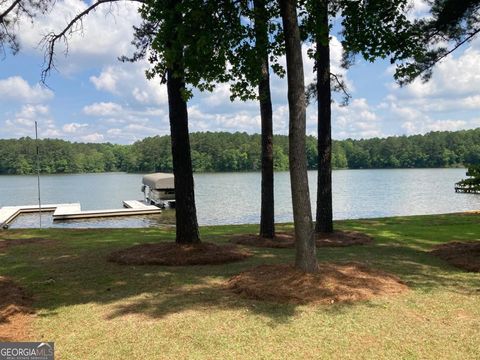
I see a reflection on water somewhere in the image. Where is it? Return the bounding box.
[1,169,479,228]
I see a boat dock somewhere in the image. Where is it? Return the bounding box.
[0,200,162,228]
[0,203,69,228]
[455,185,480,194]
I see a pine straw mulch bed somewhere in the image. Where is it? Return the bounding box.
[0,276,33,341]
[230,230,373,249]
[108,242,252,266]
[227,262,408,304]
[430,241,480,272]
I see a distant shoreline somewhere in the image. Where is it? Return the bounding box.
[0,167,468,177]
[1,129,478,175]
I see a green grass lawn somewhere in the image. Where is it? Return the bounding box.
[1,213,480,359]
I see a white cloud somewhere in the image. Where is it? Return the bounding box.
[76,100,171,143]
[330,98,383,139]
[18,0,142,74]
[379,39,480,137]
[395,48,480,100]
[80,132,105,143]
[63,122,89,133]
[0,77,54,103]
[4,105,59,138]
[407,0,431,20]
[132,87,150,103]
[188,105,261,133]
[401,119,474,135]
[83,102,123,116]
[90,71,119,94]
[3,104,123,142]
[90,61,168,105]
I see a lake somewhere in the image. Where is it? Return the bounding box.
[1,168,479,228]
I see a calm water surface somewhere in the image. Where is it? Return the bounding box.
[1,169,479,228]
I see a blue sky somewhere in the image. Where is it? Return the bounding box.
[1,0,479,144]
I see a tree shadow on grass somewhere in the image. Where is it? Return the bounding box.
[1,217,480,328]
[103,281,298,325]
[325,244,480,294]
[0,232,301,326]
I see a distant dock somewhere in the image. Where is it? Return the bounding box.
[455,183,480,194]
[455,187,480,194]
[0,200,161,228]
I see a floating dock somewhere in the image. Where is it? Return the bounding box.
[52,200,161,220]
[455,186,480,194]
[0,200,162,228]
[0,203,73,228]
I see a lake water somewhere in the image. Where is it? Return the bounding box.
[1,169,479,228]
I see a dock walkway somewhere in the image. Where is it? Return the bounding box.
[0,203,78,228]
[53,200,161,220]
[0,200,161,227]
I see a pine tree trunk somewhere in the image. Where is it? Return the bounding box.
[167,67,201,244]
[315,0,333,233]
[280,0,318,273]
[254,0,275,239]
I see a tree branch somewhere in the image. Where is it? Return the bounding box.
[330,72,351,103]
[425,27,480,73]
[0,0,22,22]
[41,0,146,82]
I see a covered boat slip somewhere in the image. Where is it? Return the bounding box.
[0,200,161,227]
[142,173,174,190]
[142,173,176,206]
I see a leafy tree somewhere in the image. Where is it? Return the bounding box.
[301,0,416,233]
[456,164,480,192]
[225,0,285,239]
[124,0,242,244]
[341,0,480,85]
[42,0,241,244]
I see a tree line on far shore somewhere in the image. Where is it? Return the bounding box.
[1,128,479,175]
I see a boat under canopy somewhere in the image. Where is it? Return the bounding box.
[142,173,175,207]
[142,173,175,190]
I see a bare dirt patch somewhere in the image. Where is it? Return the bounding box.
[0,237,53,252]
[431,241,480,272]
[0,277,33,341]
[227,262,408,304]
[230,233,295,248]
[230,230,373,248]
[107,242,252,266]
[316,230,373,247]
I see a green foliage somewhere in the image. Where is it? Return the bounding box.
[226,0,285,101]
[394,0,480,84]
[0,138,129,175]
[124,0,243,100]
[456,164,480,192]
[341,0,480,84]
[2,128,480,175]
[340,0,416,65]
